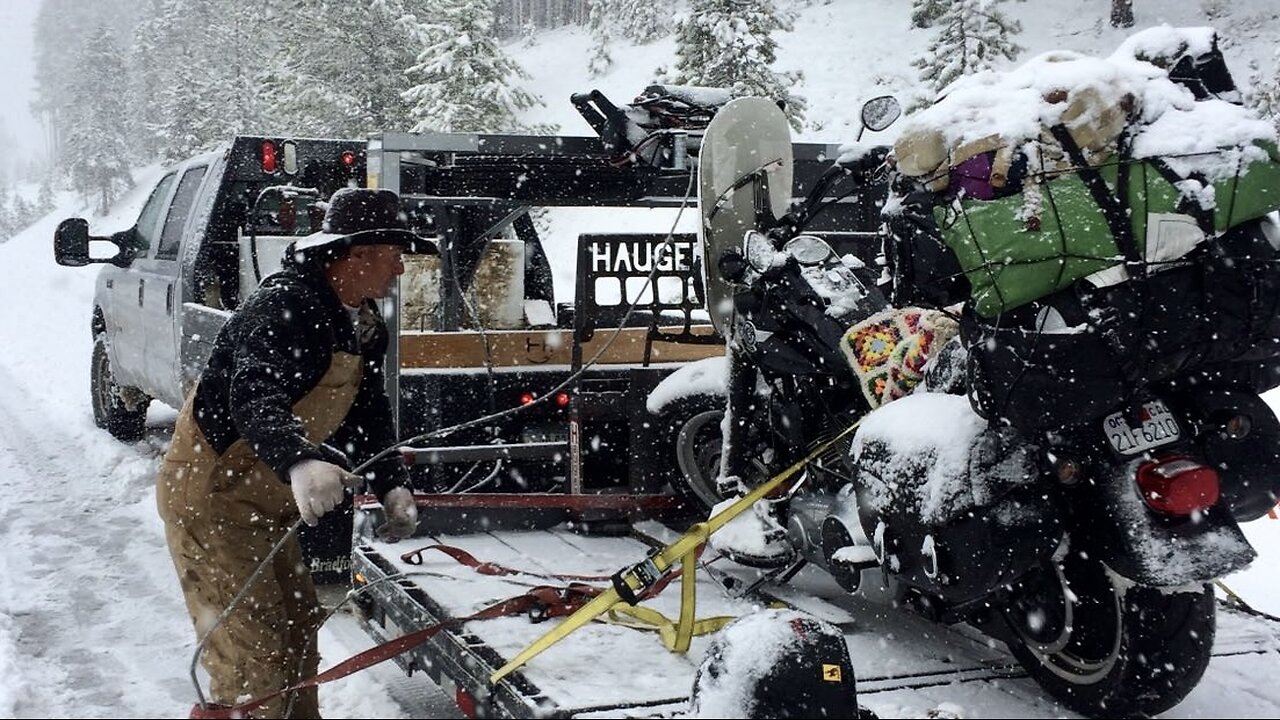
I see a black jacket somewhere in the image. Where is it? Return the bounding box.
[191,254,407,500]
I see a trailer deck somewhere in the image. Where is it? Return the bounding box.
[350,514,1280,719]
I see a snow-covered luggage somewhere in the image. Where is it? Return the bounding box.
[883,27,1280,431]
[964,217,1280,431]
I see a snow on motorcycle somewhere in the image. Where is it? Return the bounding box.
[660,27,1280,718]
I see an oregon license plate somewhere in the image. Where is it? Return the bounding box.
[1103,400,1182,455]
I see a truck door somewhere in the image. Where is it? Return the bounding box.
[141,164,209,407]
[107,171,177,393]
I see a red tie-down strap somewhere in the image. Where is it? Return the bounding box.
[188,544,690,719]
[188,583,601,719]
[399,543,617,581]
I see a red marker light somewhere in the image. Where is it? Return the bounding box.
[519,392,536,406]
[341,150,357,167]
[261,140,278,174]
[555,391,571,408]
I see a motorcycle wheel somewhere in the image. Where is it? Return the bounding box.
[91,333,149,442]
[1002,551,1215,717]
[664,398,726,511]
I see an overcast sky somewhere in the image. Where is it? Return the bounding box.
[0,0,42,166]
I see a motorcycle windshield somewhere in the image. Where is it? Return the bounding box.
[697,97,794,337]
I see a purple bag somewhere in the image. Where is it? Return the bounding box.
[950,152,996,200]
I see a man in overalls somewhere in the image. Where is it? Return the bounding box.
[157,188,424,718]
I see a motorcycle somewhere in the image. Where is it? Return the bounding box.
[674,94,1279,717]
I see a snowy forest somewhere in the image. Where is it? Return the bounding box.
[16,0,1280,222]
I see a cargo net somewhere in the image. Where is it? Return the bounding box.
[882,25,1280,432]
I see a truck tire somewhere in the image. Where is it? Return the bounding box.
[662,395,727,511]
[91,333,149,442]
[1002,553,1215,717]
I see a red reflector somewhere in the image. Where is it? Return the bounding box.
[261,140,278,174]
[520,392,536,406]
[341,150,357,167]
[454,687,478,718]
[555,391,571,407]
[1136,456,1220,516]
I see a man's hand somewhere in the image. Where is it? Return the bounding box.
[289,459,359,526]
[377,486,419,542]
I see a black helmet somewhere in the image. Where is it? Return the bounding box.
[689,608,868,719]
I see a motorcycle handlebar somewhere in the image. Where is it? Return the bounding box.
[836,145,892,176]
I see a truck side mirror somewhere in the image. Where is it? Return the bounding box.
[54,218,139,268]
[53,218,91,267]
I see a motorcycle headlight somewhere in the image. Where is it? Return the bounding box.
[784,235,834,265]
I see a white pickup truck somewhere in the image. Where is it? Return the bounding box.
[54,135,366,442]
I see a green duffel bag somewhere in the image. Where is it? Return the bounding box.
[936,140,1280,318]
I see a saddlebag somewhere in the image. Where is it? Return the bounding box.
[850,394,1062,606]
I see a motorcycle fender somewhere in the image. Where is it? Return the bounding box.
[1087,458,1256,586]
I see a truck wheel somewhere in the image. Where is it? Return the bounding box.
[663,396,727,511]
[1002,552,1215,717]
[91,334,149,442]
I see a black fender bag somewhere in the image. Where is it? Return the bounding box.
[689,608,874,719]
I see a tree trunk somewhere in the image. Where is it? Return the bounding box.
[1110,0,1134,28]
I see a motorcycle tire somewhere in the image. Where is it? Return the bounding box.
[91,333,149,443]
[1002,551,1215,717]
[662,395,727,512]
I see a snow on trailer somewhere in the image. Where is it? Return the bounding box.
[349,509,1280,719]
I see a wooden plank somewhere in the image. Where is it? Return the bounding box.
[399,327,723,369]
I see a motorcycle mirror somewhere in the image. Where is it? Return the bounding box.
[861,95,902,132]
[743,230,782,273]
[783,235,834,265]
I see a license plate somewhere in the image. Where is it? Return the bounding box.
[1103,400,1182,455]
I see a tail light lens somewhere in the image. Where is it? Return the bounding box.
[554,391,571,408]
[1136,455,1220,516]
[261,140,278,174]
[519,392,536,406]
[341,150,358,167]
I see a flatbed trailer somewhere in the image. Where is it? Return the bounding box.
[348,498,1280,719]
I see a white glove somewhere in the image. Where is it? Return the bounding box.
[289,459,359,526]
[377,486,419,542]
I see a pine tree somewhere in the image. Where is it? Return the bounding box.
[911,0,1022,101]
[37,174,56,215]
[910,0,948,29]
[666,0,807,131]
[618,0,669,43]
[1110,0,1134,28]
[1250,51,1280,135]
[127,0,171,161]
[11,195,34,229]
[587,0,614,77]
[0,183,14,242]
[265,0,429,137]
[63,27,134,213]
[31,0,136,168]
[136,0,282,161]
[402,0,545,134]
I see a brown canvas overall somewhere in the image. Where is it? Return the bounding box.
[157,354,362,719]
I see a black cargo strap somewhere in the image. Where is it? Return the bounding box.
[1049,124,1144,277]
[1145,158,1218,237]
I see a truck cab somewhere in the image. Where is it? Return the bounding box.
[55,136,365,440]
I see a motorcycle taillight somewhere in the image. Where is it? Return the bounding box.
[1135,455,1220,516]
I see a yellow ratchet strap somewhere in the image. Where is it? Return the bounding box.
[488,419,863,686]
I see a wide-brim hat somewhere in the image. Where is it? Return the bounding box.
[291,187,431,256]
